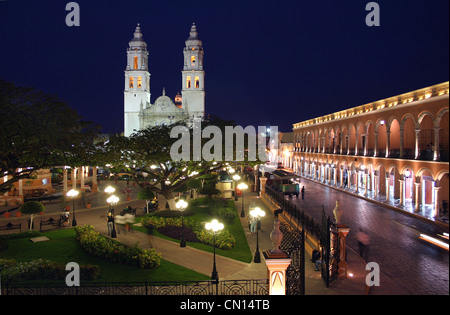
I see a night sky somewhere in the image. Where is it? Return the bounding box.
[1,0,448,134]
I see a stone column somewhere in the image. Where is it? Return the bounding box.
[433,186,441,218]
[414,129,420,159]
[92,166,98,192]
[337,225,350,278]
[264,218,291,295]
[399,179,405,207]
[63,168,68,193]
[385,130,391,157]
[373,175,379,199]
[260,176,268,193]
[72,168,77,190]
[399,127,404,158]
[355,171,360,193]
[374,131,378,157]
[340,169,344,188]
[364,173,369,196]
[433,127,440,161]
[385,177,390,201]
[80,166,85,192]
[414,182,421,212]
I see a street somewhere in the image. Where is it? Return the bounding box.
[287,177,449,295]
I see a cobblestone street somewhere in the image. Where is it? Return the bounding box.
[286,177,449,295]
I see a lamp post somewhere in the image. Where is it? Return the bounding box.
[205,219,224,282]
[233,174,240,201]
[104,185,115,213]
[66,189,79,227]
[237,182,248,217]
[250,207,265,263]
[106,195,119,238]
[176,199,188,247]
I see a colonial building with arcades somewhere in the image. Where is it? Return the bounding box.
[291,81,449,222]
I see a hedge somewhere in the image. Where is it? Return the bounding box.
[141,215,236,250]
[75,225,161,269]
[0,258,100,282]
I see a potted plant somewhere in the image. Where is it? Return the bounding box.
[3,209,10,218]
[16,209,22,217]
[86,199,92,209]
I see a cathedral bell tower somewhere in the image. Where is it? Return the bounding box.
[182,23,205,120]
[124,24,151,137]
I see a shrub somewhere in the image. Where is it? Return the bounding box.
[0,258,100,282]
[75,225,161,269]
[155,209,194,218]
[141,214,236,250]
[196,229,236,250]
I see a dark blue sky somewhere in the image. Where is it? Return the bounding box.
[1,0,448,133]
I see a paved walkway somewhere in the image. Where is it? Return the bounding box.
[0,181,372,295]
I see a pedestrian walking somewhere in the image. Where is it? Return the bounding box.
[356,228,370,261]
[115,214,126,235]
[301,186,305,200]
[124,213,135,232]
[250,216,257,234]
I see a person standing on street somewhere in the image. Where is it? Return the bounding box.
[356,228,371,261]
[301,186,305,200]
[107,212,114,236]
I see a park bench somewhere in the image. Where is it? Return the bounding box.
[39,217,61,232]
[0,222,22,233]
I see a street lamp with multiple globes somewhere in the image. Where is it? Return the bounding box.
[104,185,115,196]
[250,207,265,263]
[205,219,224,282]
[237,182,248,217]
[232,174,241,201]
[66,189,79,227]
[106,195,119,238]
[176,199,188,247]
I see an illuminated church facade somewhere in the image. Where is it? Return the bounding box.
[124,23,205,137]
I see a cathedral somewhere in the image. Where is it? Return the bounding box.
[124,23,205,137]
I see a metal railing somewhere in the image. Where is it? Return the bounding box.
[1,279,269,296]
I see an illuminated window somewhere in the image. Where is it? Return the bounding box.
[134,56,138,69]
[191,56,196,66]
[195,76,200,88]
[129,77,134,88]
[137,76,142,88]
[187,76,191,88]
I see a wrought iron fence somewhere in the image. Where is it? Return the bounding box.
[320,209,339,287]
[265,184,321,240]
[1,279,269,296]
[279,222,305,295]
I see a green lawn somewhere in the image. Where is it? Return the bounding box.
[135,198,253,263]
[0,228,209,283]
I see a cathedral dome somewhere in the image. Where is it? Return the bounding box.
[185,23,202,49]
[129,23,147,49]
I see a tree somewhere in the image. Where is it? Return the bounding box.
[20,201,45,230]
[0,80,100,193]
[137,189,155,213]
[100,116,261,210]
